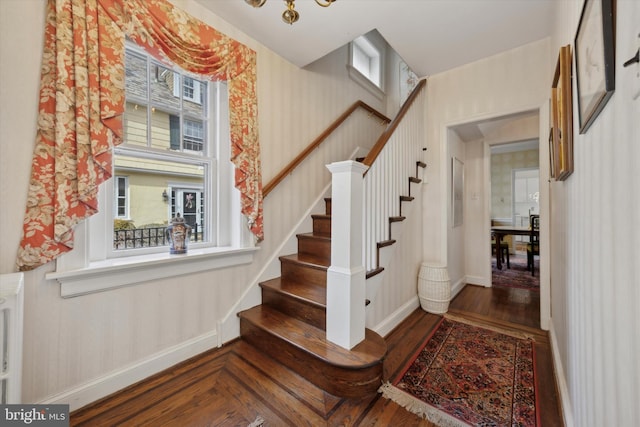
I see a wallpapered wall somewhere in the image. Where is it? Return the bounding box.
[490,149,539,220]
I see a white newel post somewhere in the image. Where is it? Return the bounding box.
[325,160,369,349]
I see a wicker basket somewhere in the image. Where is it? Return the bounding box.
[418,263,451,314]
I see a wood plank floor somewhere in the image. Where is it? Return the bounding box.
[70,284,563,426]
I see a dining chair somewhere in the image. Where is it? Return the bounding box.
[491,237,510,269]
[527,214,540,276]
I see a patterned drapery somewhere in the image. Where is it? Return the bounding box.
[17,0,263,271]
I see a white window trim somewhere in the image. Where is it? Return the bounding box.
[348,32,386,100]
[48,233,258,298]
[48,192,257,298]
[347,64,385,101]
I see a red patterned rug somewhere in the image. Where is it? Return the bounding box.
[492,254,539,291]
[380,317,539,426]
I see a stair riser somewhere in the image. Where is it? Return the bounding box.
[312,217,331,235]
[281,260,327,287]
[240,319,383,398]
[324,198,332,215]
[297,237,331,260]
[262,288,326,330]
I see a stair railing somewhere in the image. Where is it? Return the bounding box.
[326,79,426,349]
[263,101,390,198]
[362,80,427,273]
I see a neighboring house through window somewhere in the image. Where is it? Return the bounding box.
[79,40,239,263]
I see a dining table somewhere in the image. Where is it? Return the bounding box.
[491,225,538,270]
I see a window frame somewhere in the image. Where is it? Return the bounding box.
[347,32,386,100]
[47,43,257,297]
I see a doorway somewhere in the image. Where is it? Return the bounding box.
[512,167,539,252]
[446,106,550,330]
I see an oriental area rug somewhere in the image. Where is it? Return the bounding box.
[379,316,539,426]
[492,254,540,291]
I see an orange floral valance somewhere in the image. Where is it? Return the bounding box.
[17,0,263,271]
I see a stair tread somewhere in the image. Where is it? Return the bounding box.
[260,277,326,307]
[377,239,396,248]
[281,253,330,268]
[366,267,384,279]
[239,305,386,368]
[297,232,331,241]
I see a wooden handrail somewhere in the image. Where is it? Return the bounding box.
[362,79,427,172]
[263,101,391,197]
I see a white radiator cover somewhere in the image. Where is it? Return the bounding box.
[0,272,24,404]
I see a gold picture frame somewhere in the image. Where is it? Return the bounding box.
[551,45,574,181]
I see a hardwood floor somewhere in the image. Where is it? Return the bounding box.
[70,284,563,426]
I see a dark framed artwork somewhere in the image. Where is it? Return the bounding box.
[551,45,574,180]
[574,0,616,134]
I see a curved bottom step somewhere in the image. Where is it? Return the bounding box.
[239,305,387,398]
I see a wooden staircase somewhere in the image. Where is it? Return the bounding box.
[238,197,387,398]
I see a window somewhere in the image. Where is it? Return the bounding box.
[352,37,381,87]
[173,75,202,105]
[348,31,386,99]
[183,119,204,152]
[48,39,257,296]
[114,176,129,219]
[114,44,215,254]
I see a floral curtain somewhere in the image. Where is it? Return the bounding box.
[17,0,263,271]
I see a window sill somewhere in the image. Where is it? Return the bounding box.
[347,65,385,101]
[47,246,259,298]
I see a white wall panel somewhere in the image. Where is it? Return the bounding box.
[549,1,639,426]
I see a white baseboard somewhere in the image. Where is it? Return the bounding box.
[39,330,218,412]
[450,277,467,299]
[465,275,490,287]
[372,296,420,338]
[549,321,574,427]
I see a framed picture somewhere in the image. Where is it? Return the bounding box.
[399,60,418,107]
[551,45,574,180]
[574,0,616,134]
[548,127,556,180]
[451,157,463,227]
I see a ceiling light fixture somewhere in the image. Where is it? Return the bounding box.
[245,0,336,25]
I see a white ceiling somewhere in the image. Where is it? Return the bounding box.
[195,0,555,77]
